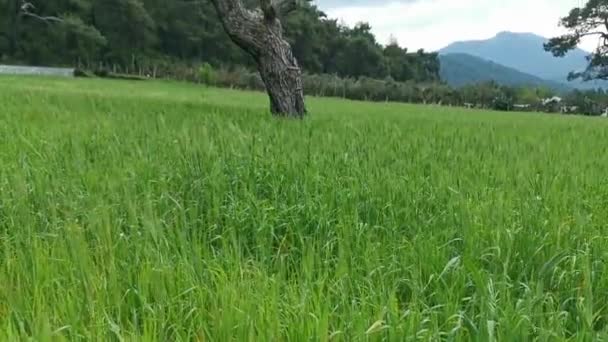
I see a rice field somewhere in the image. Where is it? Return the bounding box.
[1,76,608,340]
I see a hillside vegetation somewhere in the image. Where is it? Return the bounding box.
[439,53,570,92]
[1,77,608,340]
[440,31,588,82]
[439,31,608,90]
[0,0,439,83]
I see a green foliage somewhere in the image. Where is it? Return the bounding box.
[0,0,440,83]
[439,53,570,91]
[201,67,606,115]
[59,15,107,64]
[2,76,608,339]
[545,0,608,81]
[198,62,215,85]
[92,0,156,65]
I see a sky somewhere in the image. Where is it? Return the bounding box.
[314,0,596,52]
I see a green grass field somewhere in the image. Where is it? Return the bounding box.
[1,76,608,340]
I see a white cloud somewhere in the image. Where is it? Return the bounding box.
[319,0,597,52]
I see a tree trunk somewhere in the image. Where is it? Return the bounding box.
[210,0,306,118]
[256,41,305,117]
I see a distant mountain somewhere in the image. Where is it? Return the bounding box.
[439,53,571,92]
[439,31,603,88]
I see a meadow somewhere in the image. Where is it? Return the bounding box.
[1,75,608,340]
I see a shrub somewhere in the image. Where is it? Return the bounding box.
[94,68,110,77]
[198,63,216,85]
[73,68,93,78]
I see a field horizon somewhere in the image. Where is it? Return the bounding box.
[1,76,608,340]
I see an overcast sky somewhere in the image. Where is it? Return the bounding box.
[314,0,595,52]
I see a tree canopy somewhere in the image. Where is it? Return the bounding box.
[0,0,440,83]
[545,0,608,81]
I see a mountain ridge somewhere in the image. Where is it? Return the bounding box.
[438,31,606,90]
[439,32,586,80]
[438,53,571,92]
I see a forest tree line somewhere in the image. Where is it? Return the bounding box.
[0,0,440,83]
[2,0,608,116]
[210,69,608,115]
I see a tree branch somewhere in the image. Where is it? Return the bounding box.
[273,0,298,16]
[259,0,277,20]
[209,0,246,14]
[22,12,63,23]
[20,0,63,23]
[577,31,608,39]
[209,0,249,23]
[259,0,298,20]
[209,0,265,53]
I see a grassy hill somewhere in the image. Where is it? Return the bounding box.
[439,53,570,91]
[1,76,608,340]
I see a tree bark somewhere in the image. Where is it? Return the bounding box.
[209,0,306,118]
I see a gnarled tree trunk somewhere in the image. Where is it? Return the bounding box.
[210,0,306,118]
